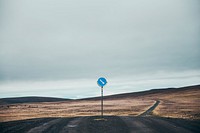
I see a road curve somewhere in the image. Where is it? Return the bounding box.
[138,100,160,117]
[120,100,199,133]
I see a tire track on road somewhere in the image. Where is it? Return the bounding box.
[60,117,86,133]
[0,118,55,133]
[27,117,73,133]
[41,118,73,133]
[27,118,62,133]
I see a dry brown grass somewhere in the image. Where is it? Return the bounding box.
[0,85,199,122]
[151,88,200,119]
[0,99,154,122]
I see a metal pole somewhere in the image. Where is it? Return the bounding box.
[101,86,103,118]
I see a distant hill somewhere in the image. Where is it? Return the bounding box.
[0,96,70,105]
[0,84,199,121]
[81,84,200,100]
[1,84,199,105]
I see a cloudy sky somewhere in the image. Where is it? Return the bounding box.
[0,0,200,99]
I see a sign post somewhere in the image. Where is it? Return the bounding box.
[101,86,103,117]
[97,77,107,118]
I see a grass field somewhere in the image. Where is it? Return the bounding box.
[0,85,199,122]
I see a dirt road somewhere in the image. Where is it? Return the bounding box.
[0,101,199,133]
[120,100,200,133]
[138,100,160,117]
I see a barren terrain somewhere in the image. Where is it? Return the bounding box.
[0,85,200,133]
[0,85,199,122]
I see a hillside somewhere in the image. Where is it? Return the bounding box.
[83,84,200,100]
[0,84,199,122]
[0,96,70,105]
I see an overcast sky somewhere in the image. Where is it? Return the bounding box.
[0,0,200,99]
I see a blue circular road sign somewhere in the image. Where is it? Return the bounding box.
[97,77,107,87]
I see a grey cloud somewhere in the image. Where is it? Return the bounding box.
[0,0,200,81]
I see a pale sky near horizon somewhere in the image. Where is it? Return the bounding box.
[0,0,200,99]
